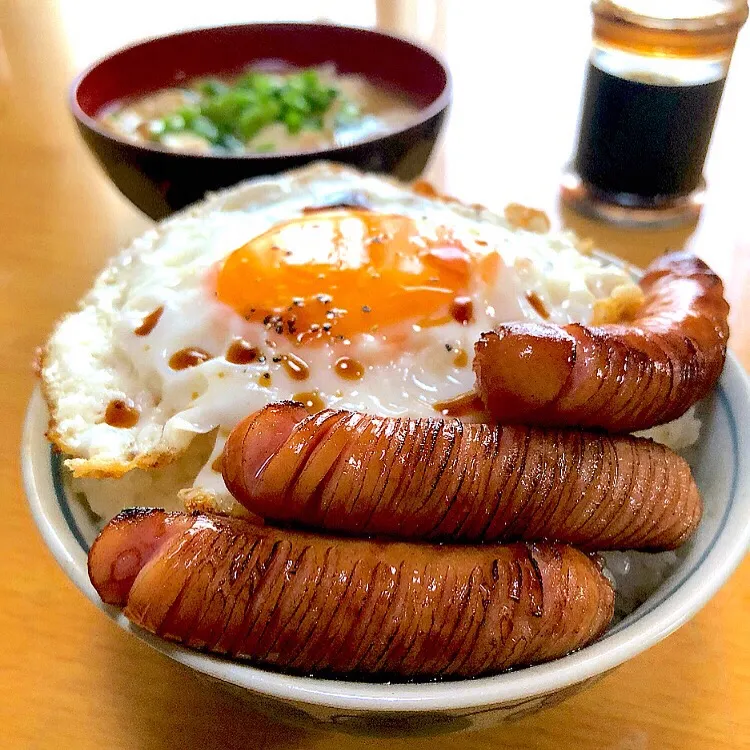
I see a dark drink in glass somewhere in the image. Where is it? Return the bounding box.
[562,1,748,228]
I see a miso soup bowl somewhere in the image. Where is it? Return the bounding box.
[70,23,451,220]
[22,348,750,735]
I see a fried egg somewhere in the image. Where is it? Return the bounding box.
[42,163,640,517]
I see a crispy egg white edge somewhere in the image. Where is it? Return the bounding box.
[41,161,630,477]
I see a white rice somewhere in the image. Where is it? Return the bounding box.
[70,431,215,519]
[605,406,702,617]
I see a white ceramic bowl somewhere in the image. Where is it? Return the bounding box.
[22,353,750,734]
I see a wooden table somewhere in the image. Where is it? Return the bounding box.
[1,1,748,748]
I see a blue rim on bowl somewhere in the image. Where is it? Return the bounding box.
[21,350,750,714]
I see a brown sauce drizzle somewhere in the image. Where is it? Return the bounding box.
[334,357,365,381]
[211,454,224,472]
[134,306,164,336]
[453,348,469,368]
[169,347,212,370]
[450,296,474,325]
[293,390,325,414]
[226,338,259,364]
[258,372,273,387]
[433,391,484,418]
[526,291,550,319]
[281,353,310,381]
[104,398,140,428]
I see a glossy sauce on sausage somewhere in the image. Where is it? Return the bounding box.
[222,403,701,551]
[88,509,614,679]
[474,251,729,431]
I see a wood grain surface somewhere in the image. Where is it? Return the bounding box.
[1,1,748,748]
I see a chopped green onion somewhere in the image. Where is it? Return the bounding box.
[197,78,229,97]
[163,113,187,132]
[299,69,320,87]
[237,107,266,140]
[141,67,354,149]
[258,97,282,122]
[219,133,246,152]
[280,88,310,114]
[189,115,220,142]
[178,106,199,127]
[283,109,303,134]
[286,74,307,93]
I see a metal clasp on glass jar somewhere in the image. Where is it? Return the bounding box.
[561,0,748,228]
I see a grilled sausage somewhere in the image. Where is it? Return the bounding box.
[88,509,614,678]
[473,251,729,431]
[222,402,701,551]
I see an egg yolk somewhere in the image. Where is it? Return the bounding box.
[216,210,500,340]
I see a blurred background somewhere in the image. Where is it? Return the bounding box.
[1,2,749,748]
[2,0,748,357]
[3,0,749,257]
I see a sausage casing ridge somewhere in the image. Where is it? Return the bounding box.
[224,403,702,551]
[89,510,615,678]
[473,251,729,431]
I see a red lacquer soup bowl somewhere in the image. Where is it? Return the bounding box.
[70,23,451,219]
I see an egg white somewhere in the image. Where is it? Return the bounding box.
[42,162,638,516]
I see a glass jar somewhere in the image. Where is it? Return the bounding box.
[561,0,748,228]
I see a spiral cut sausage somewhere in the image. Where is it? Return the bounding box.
[222,402,701,551]
[88,509,614,678]
[474,251,729,432]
